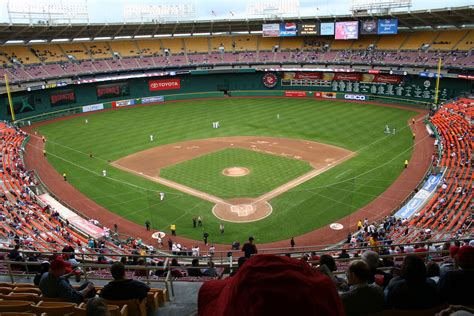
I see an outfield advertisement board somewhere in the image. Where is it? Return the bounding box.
[344,94,366,101]
[114,99,136,107]
[285,91,307,97]
[141,96,165,104]
[149,78,181,91]
[96,82,130,100]
[82,103,104,113]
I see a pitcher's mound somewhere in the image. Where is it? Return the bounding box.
[222,167,250,177]
[213,198,272,222]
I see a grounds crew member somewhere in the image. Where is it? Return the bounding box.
[404,160,409,168]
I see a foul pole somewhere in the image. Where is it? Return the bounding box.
[4,74,15,122]
[433,58,442,105]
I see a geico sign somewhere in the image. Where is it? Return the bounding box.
[344,94,366,101]
[149,79,181,91]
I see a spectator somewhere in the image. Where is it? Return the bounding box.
[230,256,247,276]
[198,255,344,316]
[7,245,21,261]
[33,261,50,286]
[202,261,218,277]
[318,254,347,291]
[188,258,202,277]
[340,260,384,316]
[361,250,392,287]
[426,261,440,284]
[438,246,474,305]
[338,249,350,259]
[39,258,95,303]
[242,236,257,258]
[100,262,150,301]
[385,255,439,309]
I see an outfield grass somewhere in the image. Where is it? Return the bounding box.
[160,147,313,199]
[39,98,417,244]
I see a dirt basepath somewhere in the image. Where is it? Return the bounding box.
[113,136,353,222]
[23,101,432,251]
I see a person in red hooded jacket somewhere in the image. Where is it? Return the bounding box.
[198,254,344,316]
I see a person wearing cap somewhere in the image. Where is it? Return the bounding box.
[39,258,95,303]
[438,246,474,305]
[241,236,257,258]
[198,254,344,316]
[100,262,150,301]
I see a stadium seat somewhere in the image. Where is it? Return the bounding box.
[0,301,34,313]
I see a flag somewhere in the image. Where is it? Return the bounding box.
[229,11,234,16]
[211,10,217,16]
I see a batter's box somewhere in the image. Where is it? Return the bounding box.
[231,204,255,216]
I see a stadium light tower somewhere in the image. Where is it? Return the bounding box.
[350,0,412,15]
[123,1,196,23]
[7,0,89,25]
[246,0,300,19]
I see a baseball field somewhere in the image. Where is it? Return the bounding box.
[37,98,417,244]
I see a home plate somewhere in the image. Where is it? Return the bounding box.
[231,204,255,216]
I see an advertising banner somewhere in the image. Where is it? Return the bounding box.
[314,92,336,99]
[114,99,135,107]
[335,21,359,40]
[282,72,322,80]
[279,23,298,36]
[149,78,181,91]
[320,22,335,36]
[49,89,76,107]
[361,73,402,84]
[6,95,36,115]
[82,103,104,113]
[377,18,398,34]
[333,73,361,81]
[262,24,280,37]
[344,94,366,101]
[141,96,165,104]
[394,174,442,219]
[96,82,130,100]
[285,91,307,97]
[360,20,378,35]
[298,23,320,36]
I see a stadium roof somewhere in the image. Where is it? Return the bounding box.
[0,6,472,44]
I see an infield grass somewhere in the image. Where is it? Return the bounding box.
[160,147,313,199]
[38,98,418,244]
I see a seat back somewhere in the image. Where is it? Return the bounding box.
[74,304,127,316]
[0,313,37,316]
[0,287,13,295]
[0,294,40,303]
[32,301,77,316]
[104,299,146,316]
[0,300,34,313]
[12,288,42,295]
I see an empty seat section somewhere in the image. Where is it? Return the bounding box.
[430,30,468,50]
[0,46,40,64]
[233,36,258,51]
[330,39,354,50]
[376,33,409,50]
[137,39,162,56]
[401,31,438,50]
[61,43,91,60]
[185,37,209,53]
[30,45,68,63]
[279,37,303,50]
[83,42,112,59]
[161,38,184,55]
[210,36,234,52]
[352,35,379,50]
[454,30,474,50]
[259,37,279,51]
[109,41,140,57]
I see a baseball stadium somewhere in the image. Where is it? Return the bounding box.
[0,0,472,315]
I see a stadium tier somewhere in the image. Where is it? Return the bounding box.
[0,30,472,84]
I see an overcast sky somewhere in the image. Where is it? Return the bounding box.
[0,0,472,24]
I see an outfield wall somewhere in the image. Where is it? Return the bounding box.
[1,71,471,121]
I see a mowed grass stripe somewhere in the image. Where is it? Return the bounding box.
[39,98,416,243]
